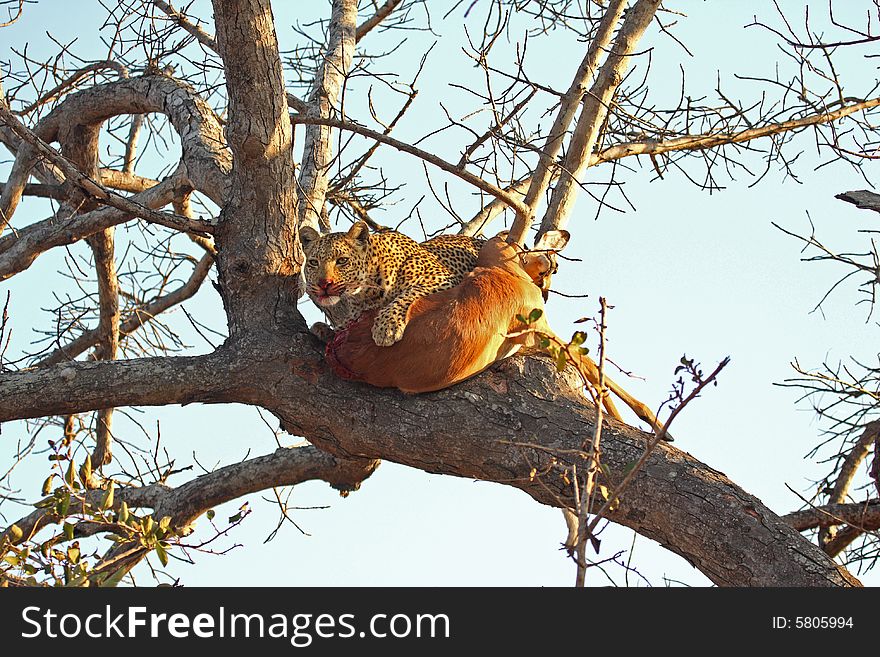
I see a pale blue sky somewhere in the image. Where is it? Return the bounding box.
[2,1,878,586]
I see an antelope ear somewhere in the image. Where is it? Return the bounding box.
[299,225,320,251]
[534,229,570,252]
[347,220,371,246]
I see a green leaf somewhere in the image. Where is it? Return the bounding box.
[41,475,55,496]
[34,496,55,509]
[118,501,130,525]
[555,350,568,372]
[539,337,551,349]
[528,308,543,323]
[58,492,71,517]
[515,314,527,324]
[98,565,128,588]
[228,512,242,523]
[63,522,75,541]
[206,509,215,521]
[66,545,80,564]
[7,524,24,543]
[142,515,153,536]
[158,516,171,532]
[79,455,92,487]
[570,331,586,347]
[65,459,76,487]
[100,482,115,511]
[155,542,169,567]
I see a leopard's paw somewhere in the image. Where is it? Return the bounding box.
[371,316,406,347]
[309,321,336,343]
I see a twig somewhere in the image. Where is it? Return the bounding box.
[575,296,608,587]
[0,103,213,235]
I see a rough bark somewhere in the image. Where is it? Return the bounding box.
[212,0,299,338]
[296,0,357,232]
[0,0,869,588]
[0,75,230,227]
[0,333,861,587]
[538,0,662,238]
[1,444,378,545]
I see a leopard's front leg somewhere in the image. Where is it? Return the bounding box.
[373,283,457,346]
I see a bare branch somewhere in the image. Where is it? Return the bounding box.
[819,421,880,547]
[152,0,218,51]
[123,114,144,174]
[784,500,880,533]
[0,102,214,236]
[12,61,129,116]
[508,0,628,245]
[0,167,190,281]
[85,227,120,467]
[1,445,378,546]
[356,0,404,42]
[594,98,880,166]
[0,75,230,224]
[0,350,239,423]
[836,189,880,214]
[294,114,529,218]
[538,0,662,238]
[296,0,357,232]
[34,251,214,367]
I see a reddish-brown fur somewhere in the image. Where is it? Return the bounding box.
[326,237,662,433]
[327,237,547,393]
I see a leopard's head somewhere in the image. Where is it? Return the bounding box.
[299,221,372,308]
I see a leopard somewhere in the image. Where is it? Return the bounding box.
[299,220,483,346]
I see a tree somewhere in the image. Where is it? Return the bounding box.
[0,0,877,587]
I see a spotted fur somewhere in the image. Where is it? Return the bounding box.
[300,221,483,346]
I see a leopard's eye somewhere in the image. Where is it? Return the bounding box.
[307,258,318,268]
[336,257,350,266]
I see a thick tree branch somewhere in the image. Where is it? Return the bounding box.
[819,421,880,547]
[85,228,120,467]
[0,328,862,587]
[1,445,378,547]
[296,0,357,232]
[0,167,190,280]
[254,339,860,588]
[836,188,880,214]
[34,251,214,367]
[507,0,627,245]
[538,0,662,238]
[0,350,241,422]
[0,75,230,226]
[152,0,217,51]
[0,102,213,236]
[784,500,880,533]
[211,0,299,337]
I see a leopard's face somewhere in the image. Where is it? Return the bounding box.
[300,227,371,308]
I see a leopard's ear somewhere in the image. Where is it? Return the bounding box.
[347,220,371,246]
[299,225,320,251]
